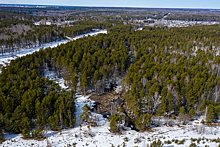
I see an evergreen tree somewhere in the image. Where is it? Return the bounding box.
[134,113,151,131]
[0,119,3,141]
[178,106,187,123]
[189,108,195,120]
[206,104,214,124]
[109,114,122,133]
[166,93,174,113]
[157,96,166,116]
[80,72,88,96]
[21,116,31,138]
[80,104,91,124]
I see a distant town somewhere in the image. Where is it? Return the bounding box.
[34,18,75,26]
[35,17,220,28]
[153,19,220,27]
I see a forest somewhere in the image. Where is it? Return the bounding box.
[0,19,122,55]
[1,21,220,140]
[0,7,128,56]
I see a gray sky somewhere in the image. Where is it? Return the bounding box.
[1,0,220,9]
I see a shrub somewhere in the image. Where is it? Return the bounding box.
[174,139,178,144]
[134,138,141,144]
[150,139,163,147]
[164,140,171,144]
[123,142,125,147]
[197,138,201,144]
[178,139,185,144]
[123,137,128,142]
[191,138,197,142]
[210,138,220,143]
[201,119,205,124]
[73,142,76,147]
[189,143,197,147]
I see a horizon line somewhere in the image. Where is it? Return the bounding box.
[0,3,220,10]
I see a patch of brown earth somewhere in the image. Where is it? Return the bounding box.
[90,92,122,118]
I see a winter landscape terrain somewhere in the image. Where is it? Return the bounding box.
[1,70,220,147]
[2,3,220,147]
[1,29,220,147]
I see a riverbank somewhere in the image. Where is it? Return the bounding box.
[0,30,107,73]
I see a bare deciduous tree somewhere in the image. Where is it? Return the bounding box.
[215,85,219,102]
[185,75,190,84]
[141,77,147,87]
[153,72,158,80]
[167,84,173,91]
[172,75,177,82]
[154,56,158,62]
[148,92,161,114]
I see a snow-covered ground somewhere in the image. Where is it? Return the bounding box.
[0,40,67,69]
[0,30,107,73]
[2,70,220,147]
[2,111,220,147]
[72,30,107,41]
[43,69,69,90]
[1,29,220,146]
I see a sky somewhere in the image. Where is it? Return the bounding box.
[1,0,220,9]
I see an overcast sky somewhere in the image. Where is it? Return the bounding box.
[1,0,220,9]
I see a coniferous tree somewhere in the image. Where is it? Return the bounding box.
[206,104,214,124]
[134,113,151,131]
[189,108,195,120]
[109,114,122,133]
[157,96,166,116]
[0,119,3,141]
[80,104,91,124]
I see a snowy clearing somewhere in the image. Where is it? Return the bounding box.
[2,110,220,147]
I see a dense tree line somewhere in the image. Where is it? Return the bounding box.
[0,50,75,139]
[0,25,129,139]
[39,27,130,95]
[61,20,122,37]
[121,25,220,129]
[0,11,45,28]
[2,23,220,139]
[105,24,220,131]
[36,24,220,131]
[0,20,123,55]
